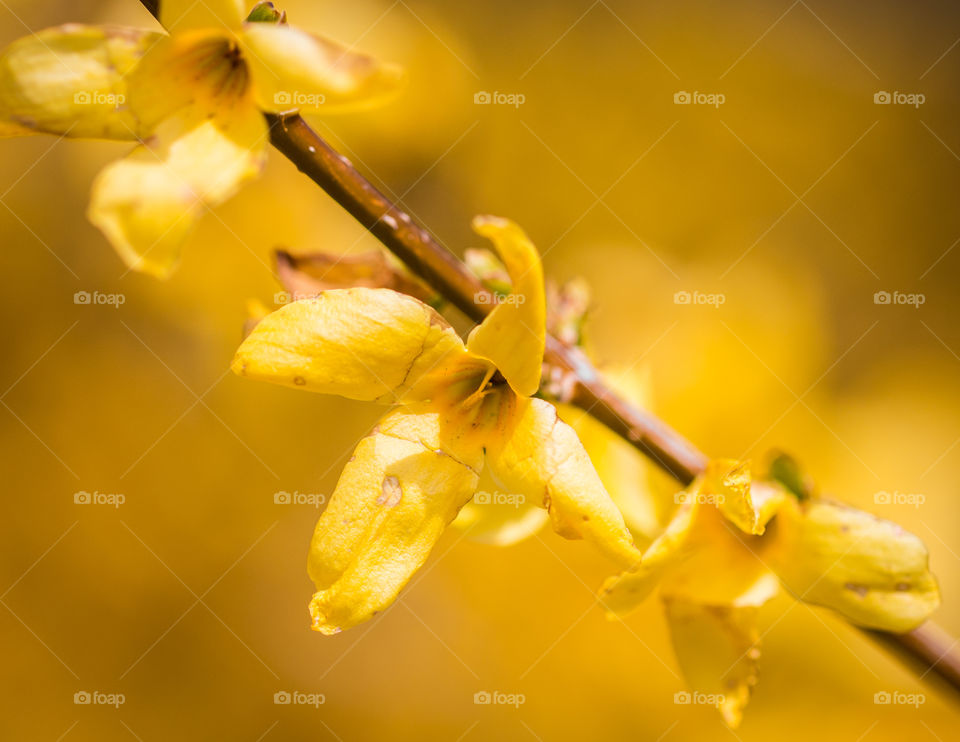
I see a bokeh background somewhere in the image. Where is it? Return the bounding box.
[1,0,959,739]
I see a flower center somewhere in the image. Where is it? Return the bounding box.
[460,366,507,410]
[179,33,251,105]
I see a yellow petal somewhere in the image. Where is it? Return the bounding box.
[558,365,673,544]
[665,599,760,729]
[661,505,780,608]
[451,473,550,546]
[308,406,481,634]
[88,99,267,277]
[601,503,698,615]
[160,0,244,32]
[0,25,159,140]
[485,395,641,569]
[601,479,780,616]
[127,30,253,132]
[769,498,939,632]
[466,216,546,397]
[233,288,469,403]
[705,459,787,536]
[240,24,405,114]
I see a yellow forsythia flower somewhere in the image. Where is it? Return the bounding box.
[0,0,403,277]
[602,459,940,727]
[233,216,643,634]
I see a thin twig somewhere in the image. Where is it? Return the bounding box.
[136,0,960,701]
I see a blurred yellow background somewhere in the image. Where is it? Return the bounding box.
[1,0,959,739]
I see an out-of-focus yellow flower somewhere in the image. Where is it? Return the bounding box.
[0,0,403,277]
[233,216,643,634]
[602,459,940,727]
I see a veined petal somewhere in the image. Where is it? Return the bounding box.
[160,0,245,32]
[466,216,546,397]
[485,395,641,569]
[665,599,761,729]
[240,24,405,114]
[308,406,481,634]
[88,98,267,277]
[233,288,471,403]
[0,25,159,140]
[127,30,253,131]
[769,499,939,632]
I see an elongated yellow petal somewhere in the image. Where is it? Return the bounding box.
[466,216,546,397]
[0,25,159,140]
[665,599,760,729]
[233,289,470,403]
[601,477,781,615]
[769,498,939,632]
[240,24,405,114]
[88,98,267,277]
[485,395,641,568]
[160,0,244,32]
[601,503,697,614]
[308,406,481,634]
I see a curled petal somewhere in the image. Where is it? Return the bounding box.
[466,217,546,397]
[485,396,641,569]
[233,288,470,403]
[0,25,159,140]
[665,599,760,729]
[706,459,787,536]
[308,406,481,634]
[88,99,267,277]
[160,0,245,32]
[769,499,939,632]
[241,24,405,114]
[601,480,781,616]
